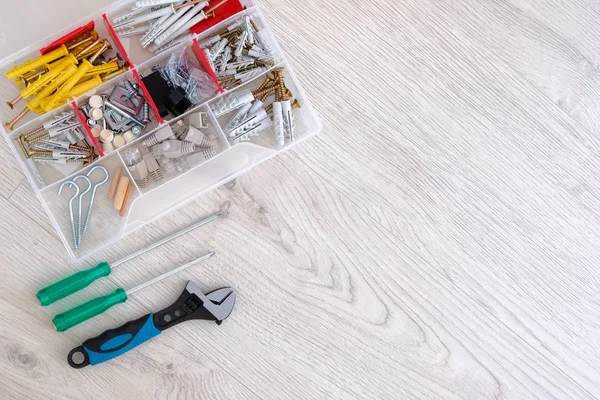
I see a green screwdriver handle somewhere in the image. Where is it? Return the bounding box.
[53,288,128,332]
[36,262,112,306]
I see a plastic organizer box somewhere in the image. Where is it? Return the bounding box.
[0,0,321,261]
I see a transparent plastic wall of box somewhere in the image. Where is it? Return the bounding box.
[0,0,322,261]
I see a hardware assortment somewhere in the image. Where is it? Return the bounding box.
[34,212,231,367]
[14,111,97,171]
[213,70,299,146]
[201,16,276,91]
[113,0,229,54]
[81,79,152,154]
[58,166,110,251]
[0,1,319,258]
[5,29,128,130]
[4,0,320,372]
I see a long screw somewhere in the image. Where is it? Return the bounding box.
[27,133,50,144]
[67,36,93,51]
[17,136,30,158]
[23,126,44,138]
[75,39,101,58]
[5,108,30,130]
[205,0,229,17]
[252,84,279,99]
[7,94,22,109]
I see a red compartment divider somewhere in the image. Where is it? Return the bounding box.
[189,0,244,35]
[102,13,133,67]
[40,21,95,54]
[133,70,165,124]
[192,38,224,93]
[71,101,104,157]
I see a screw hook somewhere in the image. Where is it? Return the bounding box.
[82,166,110,236]
[58,181,80,251]
[73,175,92,250]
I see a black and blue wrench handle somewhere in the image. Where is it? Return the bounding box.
[68,289,218,368]
[68,313,160,368]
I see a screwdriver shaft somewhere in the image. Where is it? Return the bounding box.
[112,211,222,269]
[126,252,215,296]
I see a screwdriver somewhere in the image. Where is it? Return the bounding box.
[37,211,222,306]
[53,251,215,332]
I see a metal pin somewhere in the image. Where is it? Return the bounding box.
[58,181,80,251]
[75,39,101,58]
[68,35,94,51]
[104,101,145,127]
[89,41,110,63]
[82,166,109,236]
[72,175,91,250]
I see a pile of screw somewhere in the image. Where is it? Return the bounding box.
[4,30,127,130]
[201,16,276,91]
[81,80,151,154]
[16,111,97,166]
[212,69,299,145]
[112,0,228,54]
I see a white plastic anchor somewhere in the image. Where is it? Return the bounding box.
[227,109,268,137]
[135,0,181,7]
[113,5,174,28]
[115,24,151,38]
[211,90,255,116]
[199,34,221,47]
[149,33,191,53]
[140,4,188,47]
[225,102,252,133]
[153,2,208,46]
[272,101,284,147]
[209,38,228,61]
[234,67,267,83]
[234,30,248,57]
[281,99,295,142]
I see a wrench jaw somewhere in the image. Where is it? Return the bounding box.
[186,282,236,323]
[153,281,236,330]
[205,288,236,324]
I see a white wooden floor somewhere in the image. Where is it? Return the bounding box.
[1,0,599,398]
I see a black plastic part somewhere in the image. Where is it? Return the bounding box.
[153,287,222,330]
[68,346,90,369]
[165,87,192,117]
[141,71,170,118]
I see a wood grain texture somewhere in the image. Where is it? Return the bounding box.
[0,0,599,399]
